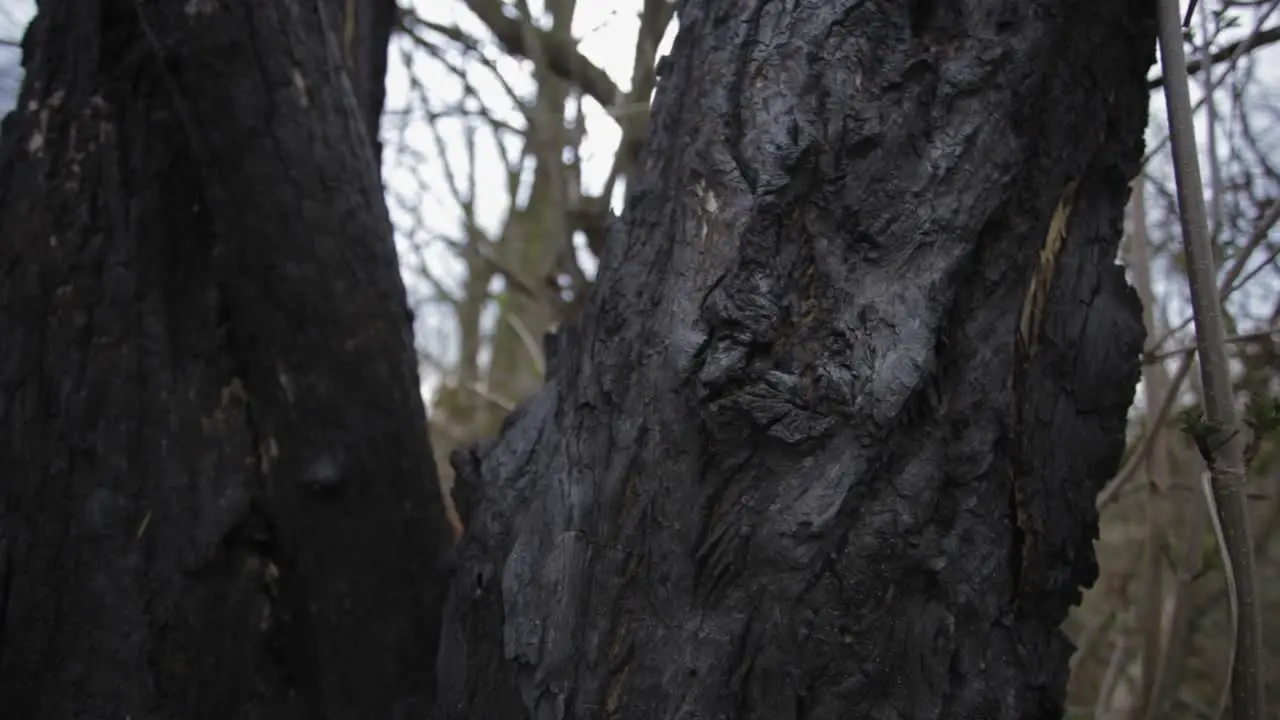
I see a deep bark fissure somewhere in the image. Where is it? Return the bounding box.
[441,1,1156,718]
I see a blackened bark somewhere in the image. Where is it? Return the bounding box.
[321,0,397,161]
[0,2,450,718]
[440,1,1154,719]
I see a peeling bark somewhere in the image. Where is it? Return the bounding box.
[440,1,1155,718]
[0,1,449,718]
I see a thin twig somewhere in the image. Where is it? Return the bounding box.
[1145,326,1280,364]
[1145,466,1212,719]
[1144,198,1280,354]
[1155,0,1265,715]
[1146,25,1280,91]
[1096,633,1131,719]
[1097,196,1280,511]
[501,311,546,378]
[1128,171,1170,720]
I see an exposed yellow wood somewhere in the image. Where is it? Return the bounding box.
[1018,179,1079,358]
[343,0,356,66]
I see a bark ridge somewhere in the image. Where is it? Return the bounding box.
[440,1,1155,718]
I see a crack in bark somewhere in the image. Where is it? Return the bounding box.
[441,0,1156,716]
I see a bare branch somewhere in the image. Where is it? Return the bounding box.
[1098,192,1280,513]
[456,0,622,111]
[1147,25,1280,91]
[1145,326,1280,364]
[1144,197,1280,354]
[1155,0,1264,714]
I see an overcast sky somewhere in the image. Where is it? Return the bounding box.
[0,0,30,115]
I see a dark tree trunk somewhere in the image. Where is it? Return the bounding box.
[440,1,1155,718]
[332,0,397,164]
[0,1,449,718]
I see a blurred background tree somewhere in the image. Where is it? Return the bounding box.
[380,0,675,536]
[1,0,1276,715]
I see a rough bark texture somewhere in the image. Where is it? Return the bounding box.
[334,0,396,163]
[440,1,1154,718]
[0,1,449,718]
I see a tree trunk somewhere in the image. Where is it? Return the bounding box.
[338,0,397,165]
[440,1,1155,718]
[0,1,450,718]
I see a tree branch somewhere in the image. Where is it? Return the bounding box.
[1147,24,1280,90]
[1155,0,1264,715]
[457,0,622,110]
[1145,326,1280,365]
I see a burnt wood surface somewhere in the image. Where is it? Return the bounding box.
[439,1,1155,718]
[0,1,450,718]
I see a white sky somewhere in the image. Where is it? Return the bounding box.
[0,0,32,111]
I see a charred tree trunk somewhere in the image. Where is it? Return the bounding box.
[0,1,449,718]
[440,1,1155,718]
[339,0,397,166]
